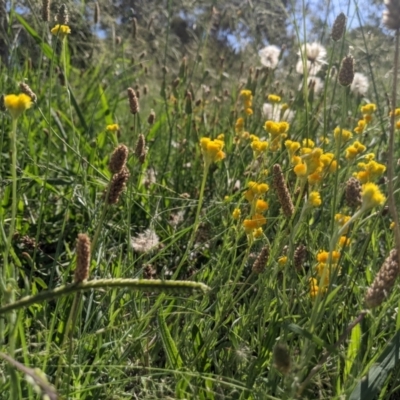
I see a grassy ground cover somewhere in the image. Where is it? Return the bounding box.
[1,1,400,399]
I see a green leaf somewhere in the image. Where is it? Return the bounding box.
[349,330,400,400]
[157,311,183,369]
[344,323,361,381]
[14,14,55,60]
[286,323,325,347]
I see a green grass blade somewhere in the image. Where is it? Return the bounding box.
[13,14,55,60]
[157,310,184,370]
[349,330,400,400]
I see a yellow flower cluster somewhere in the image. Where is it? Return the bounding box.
[361,182,386,210]
[389,108,400,129]
[309,191,322,207]
[289,143,336,185]
[235,117,244,134]
[240,90,253,115]
[345,140,366,160]
[242,181,269,237]
[250,137,268,156]
[334,126,352,143]
[354,103,376,134]
[354,158,386,183]
[51,24,71,39]
[310,250,341,297]
[106,124,120,132]
[268,94,281,103]
[285,140,301,164]
[200,137,225,166]
[264,121,289,151]
[335,213,351,234]
[4,94,33,120]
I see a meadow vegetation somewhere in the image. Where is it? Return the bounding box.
[1,0,400,399]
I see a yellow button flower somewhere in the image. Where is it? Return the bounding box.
[51,24,71,39]
[268,94,281,103]
[106,124,120,132]
[4,94,33,120]
[309,191,322,207]
[232,208,241,220]
[361,182,386,210]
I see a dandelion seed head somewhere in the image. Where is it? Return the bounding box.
[258,45,280,69]
[131,229,160,253]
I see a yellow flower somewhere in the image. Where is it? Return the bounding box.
[268,94,281,103]
[364,114,373,123]
[232,208,241,220]
[253,227,263,238]
[361,103,377,115]
[200,137,225,165]
[243,214,267,233]
[389,107,400,117]
[309,278,319,299]
[106,124,120,132]
[390,221,395,230]
[278,256,288,266]
[309,191,321,207]
[335,214,351,233]
[338,236,351,247]
[317,250,340,263]
[334,127,352,143]
[51,24,71,39]
[302,138,315,148]
[361,182,386,210]
[245,108,253,115]
[255,199,269,213]
[354,119,366,134]
[240,89,253,100]
[294,163,307,177]
[235,118,244,133]
[251,139,268,154]
[355,160,386,183]
[345,140,366,160]
[307,172,322,185]
[4,94,33,120]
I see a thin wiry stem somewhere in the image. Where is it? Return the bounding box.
[0,279,210,315]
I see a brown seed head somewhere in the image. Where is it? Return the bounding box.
[135,134,146,160]
[252,246,269,274]
[127,87,139,114]
[109,144,128,174]
[56,4,69,25]
[365,249,399,308]
[338,55,354,87]
[19,82,37,103]
[42,0,50,22]
[74,234,91,283]
[273,343,291,375]
[331,12,347,41]
[143,85,148,95]
[94,2,100,25]
[294,244,307,271]
[273,164,294,218]
[147,110,156,125]
[345,177,362,208]
[383,0,400,30]
[107,167,130,205]
[132,17,137,39]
